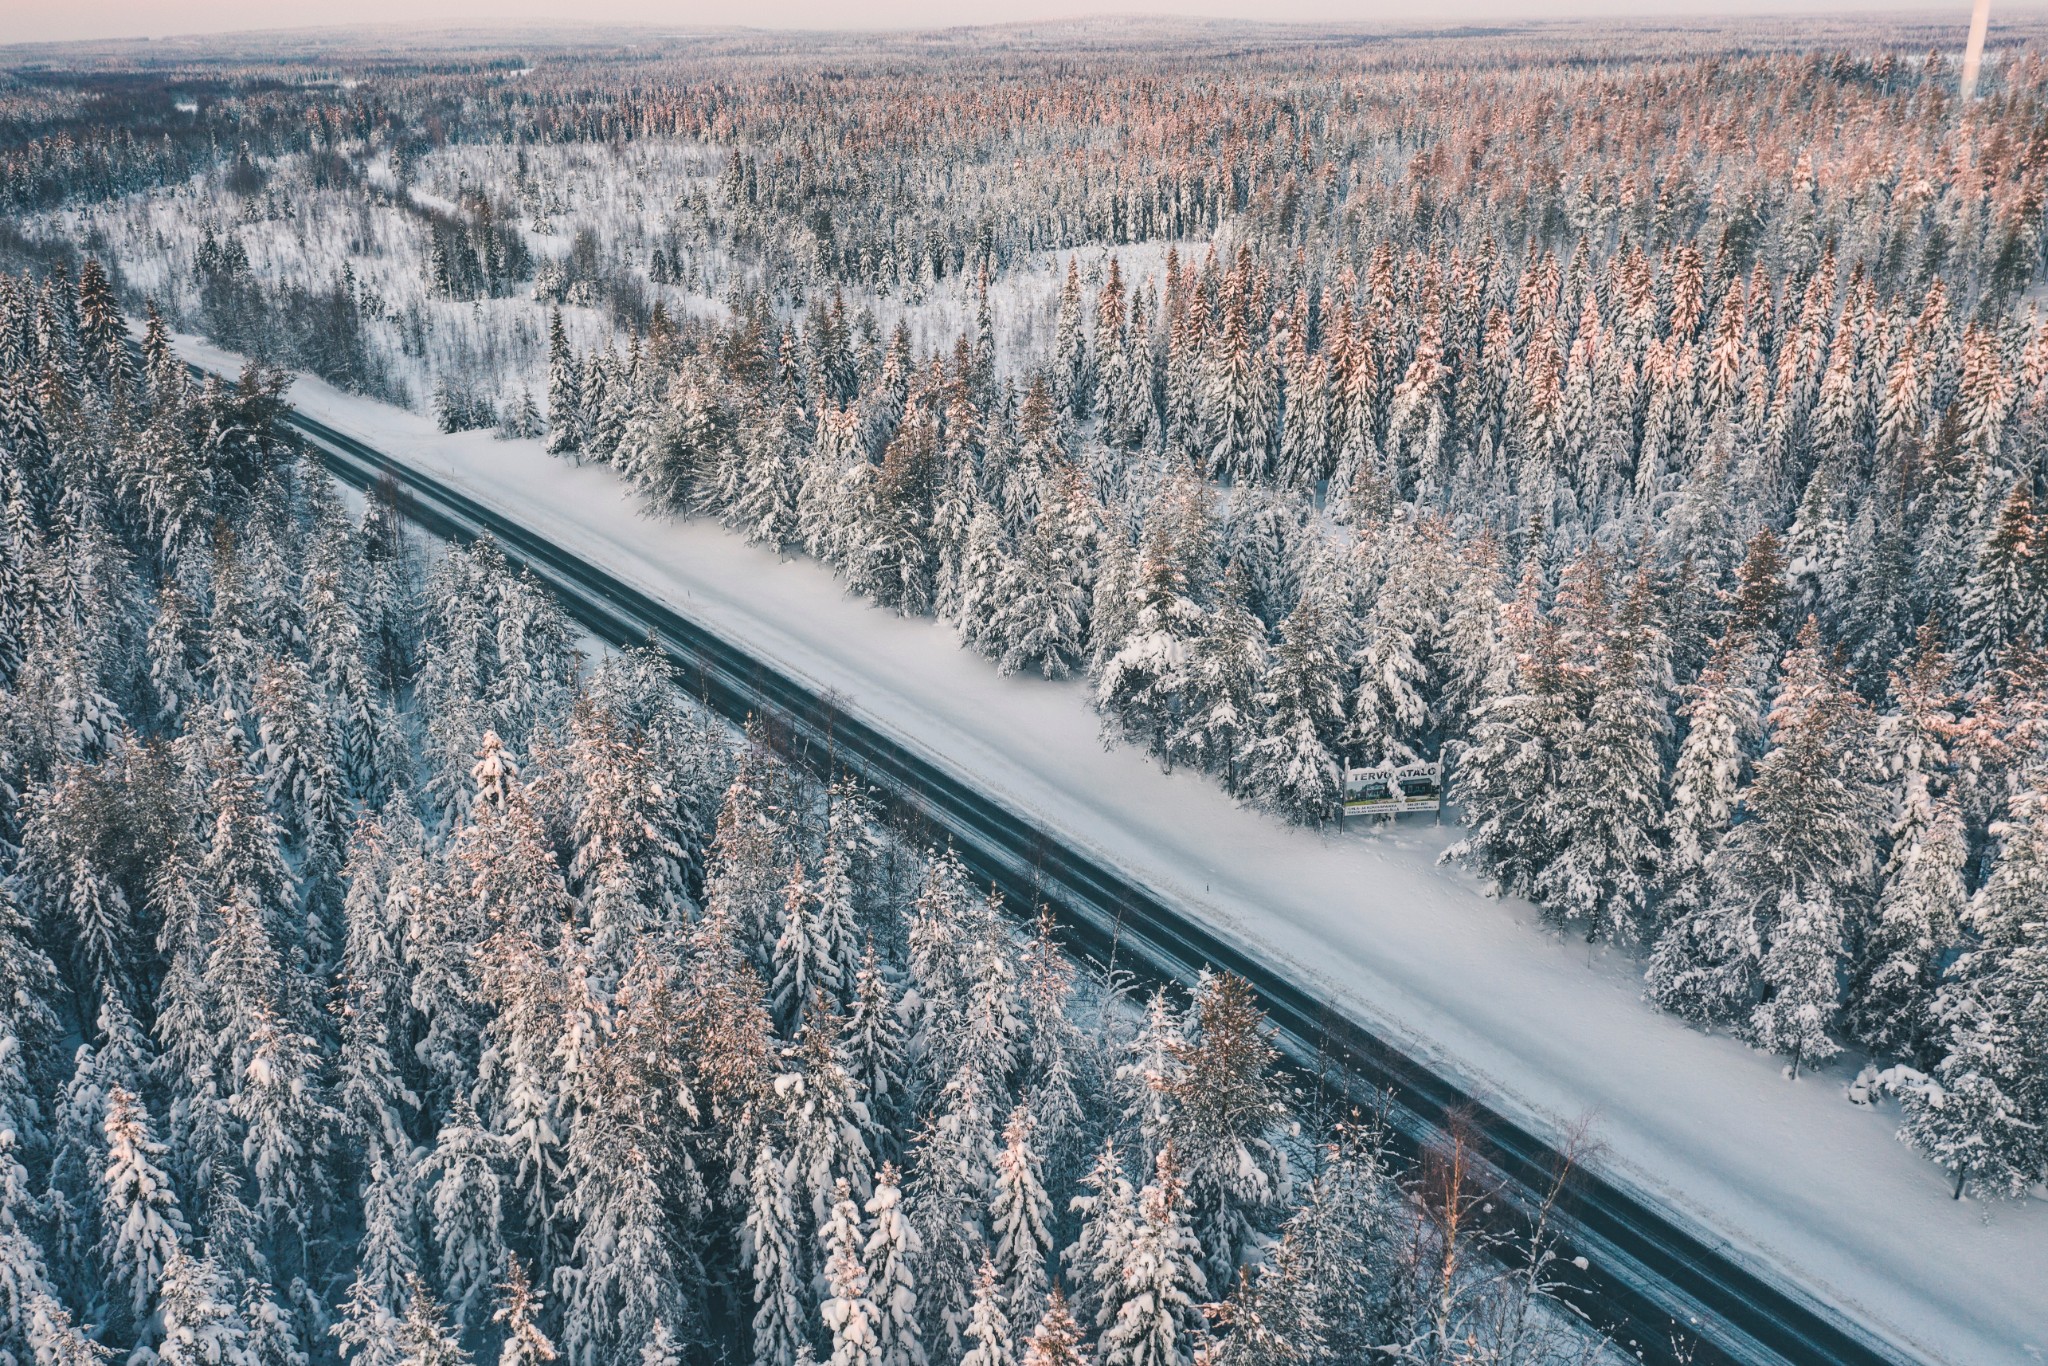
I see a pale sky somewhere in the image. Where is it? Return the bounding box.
[0,0,2017,50]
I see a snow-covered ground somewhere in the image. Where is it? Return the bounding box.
[173,331,2048,1366]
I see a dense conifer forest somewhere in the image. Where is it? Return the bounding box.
[5,15,2048,1365]
[0,279,1616,1366]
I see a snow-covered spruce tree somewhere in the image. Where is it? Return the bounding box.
[1656,651,1757,935]
[1901,779,2048,1199]
[814,787,869,1006]
[771,864,831,1037]
[1157,973,1287,1287]
[1649,619,1877,1035]
[744,1140,808,1366]
[336,1154,421,1366]
[1015,911,1086,1176]
[1062,1138,1136,1335]
[491,1256,557,1366]
[555,947,701,1365]
[1243,585,1348,825]
[1116,992,1183,1163]
[987,1108,1054,1323]
[1956,482,2042,680]
[1168,564,1266,792]
[995,478,1092,681]
[1205,1114,1404,1366]
[159,1250,253,1366]
[1204,289,1275,487]
[820,1181,881,1366]
[861,1165,926,1366]
[703,746,794,970]
[97,1084,189,1339]
[840,941,907,1160]
[232,1004,338,1265]
[1844,797,1967,1063]
[1746,890,1845,1079]
[393,1278,470,1366]
[1053,259,1094,422]
[1442,573,1574,897]
[906,1064,995,1359]
[334,813,423,1166]
[1344,517,1453,766]
[1097,519,1206,764]
[1534,564,1671,944]
[566,702,690,982]
[638,1322,682,1366]
[1019,1290,1087,1366]
[424,1097,508,1335]
[1098,1148,1206,1366]
[958,1259,1017,1366]
[18,1293,112,1366]
[955,507,1013,659]
[782,1015,875,1238]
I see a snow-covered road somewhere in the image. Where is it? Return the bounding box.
[180,335,2048,1366]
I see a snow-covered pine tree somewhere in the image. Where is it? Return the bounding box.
[995,487,1091,681]
[1746,890,1845,1078]
[1204,292,1275,486]
[1157,973,1287,1287]
[159,1250,254,1366]
[1018,1290,1086,1366]
[955,508,1012,658]
[840,941,907,1158]
[1344,518,1451,767]
[771,864,832,1036]
[338,1153,421,1364]
[1015,911,1085,1172]
[1211,1113,1403,1365]
[815,788,868,1005]
[1443,564,1575,899]
[784,1016,876,1238]
[1053,259,1094,421]
[906,1064,995,1359]
[1097,520,1206,762]
[1657,653,1757,933]
[1957,483,2043,680]
[704,750,793,970]
[638,1321,682,1366]
[232,1005,339,1257]
[567,703,689,981]
[1063,1139,1135,1334]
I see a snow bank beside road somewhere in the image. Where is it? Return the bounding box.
[179,334,2048,1366]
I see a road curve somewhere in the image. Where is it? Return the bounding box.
[272,394,1922,1366]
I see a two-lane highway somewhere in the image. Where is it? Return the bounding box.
[267,391,1919,1366]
